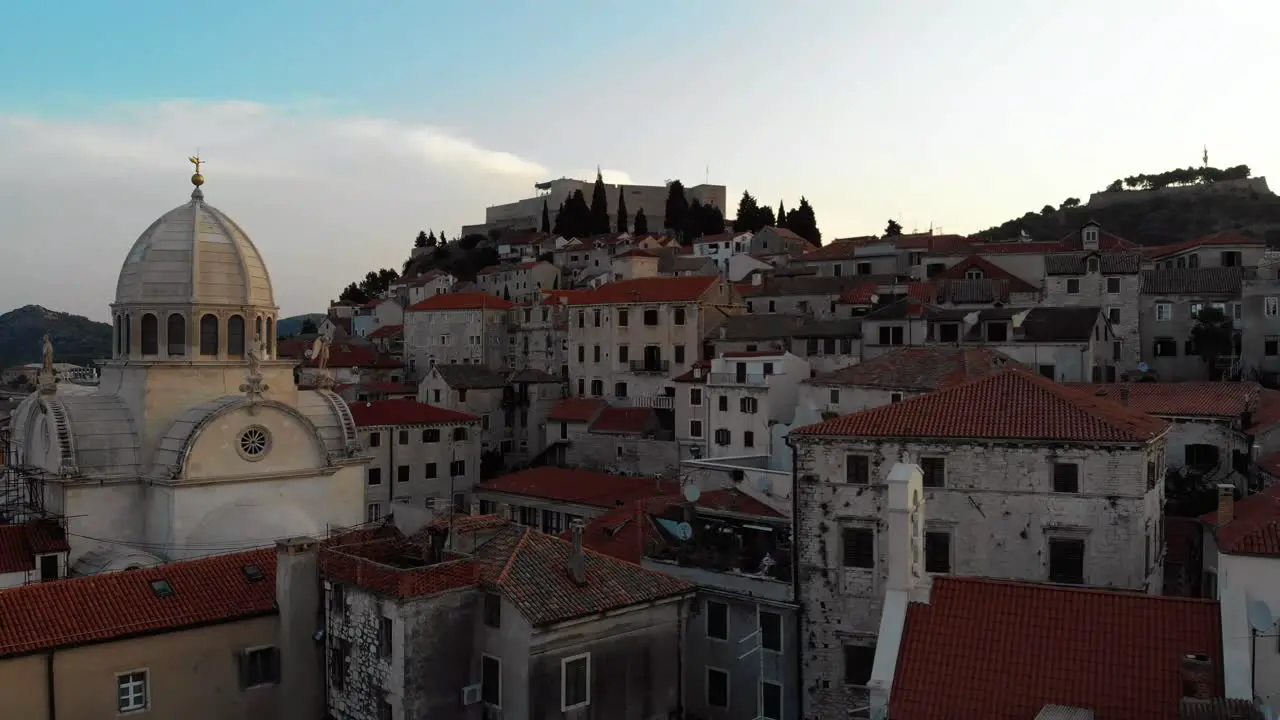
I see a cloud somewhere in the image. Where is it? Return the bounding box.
[0,100,612,319]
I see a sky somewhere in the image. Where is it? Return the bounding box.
[0,0,1275,320]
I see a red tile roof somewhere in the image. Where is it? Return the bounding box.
[1144,231,1263,260]
[590,407,653,434]
[0,548,276,658]
[1067,382,1260,419]
[795,368,1168,443]
[339,381,417,395]
[367,324,403,339]
[721,350,785,358]
[890,576,1223,720]
[425,513,508,534]
[295,341,402,369]
[546,397,607,422]
[0,520,69,574]
[477,467,679,508]
[323,521,691,625]
[1201,484,1280,556]
[407,291,514,312]
[566,275,721,305]
[893,233,973,253]
[808,346,1016,392]
[347,399,478,427]
[933,255,1039,292]
[540,289,593,305]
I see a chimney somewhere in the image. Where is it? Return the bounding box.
[567,519,588,586]
[1179,653,1215,700]
[275,537,324,720]
[885,463,928,599]
[752,272,763,286]
[1217,484,1235,526]
[425,526,447,564]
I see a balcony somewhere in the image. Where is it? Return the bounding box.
[708,372,772,386]
[622,394,675,410]
[629,360,670,374]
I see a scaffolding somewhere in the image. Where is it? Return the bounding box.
[0,421,59,526]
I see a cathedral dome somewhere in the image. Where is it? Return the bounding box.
[114,185,275,309]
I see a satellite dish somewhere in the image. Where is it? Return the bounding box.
[1249,598,1275,633]
[870,293,880,304]
[683,484,701,503]
[674,522,693,541]
[1138,362,1150,373]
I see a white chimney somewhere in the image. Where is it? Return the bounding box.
[567,519,587,586]
[885,463,927,596]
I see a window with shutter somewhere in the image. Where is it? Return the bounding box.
[1048,538,1085,584]
[842,527,874,568]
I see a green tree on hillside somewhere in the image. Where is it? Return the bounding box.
[554,190,592,238]
[300,318,319,335]
[776,200,786,229]
[734,191,761,232]
[589,169,611,234]
[1061,197,1081,210]
[884,219,903,237]
[616,187,629,233]
[540,200,551,233]
[788,197,821,244]
[414,230,428,248]
[634,208,649,233]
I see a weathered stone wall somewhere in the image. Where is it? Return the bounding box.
[793,435,1166,718]
[564,433,681,477]
[1043,270,1140,370]
[327,585,393,720]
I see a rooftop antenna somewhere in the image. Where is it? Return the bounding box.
[705,164,709,185]
[1203,145,1210,168]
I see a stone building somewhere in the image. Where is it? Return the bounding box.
[8,168,367,573]
[321,518,693,720]
[1239,251,1280,383]
[1043,249,1142,370]
[418,365,509,454]
[402,292,514,373]
[474,466,679,534]
[505,293,571,377]
[347,399,481,523]
[788,368,1169,717]
[474,261,560,304]
[1138,267,1245,380]
[578,489,800,720]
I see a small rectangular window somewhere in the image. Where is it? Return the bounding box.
[1048,538,1085,584]
[925,531,951,574]
[689,420,703,438]
[1106,277,1121,294]
[761,681,783,720]
[481,655,501,707]
[561,654,591,710]
[842,527,874,568]
[690,388,702,405]
[1053,463,1079,493]
[1156,303,1173,321]
[759,610,782,652]
[845,455,869,484]
[117,670,149,713]
[378,616,393,658]
[240,646,280,688]
[920,457,945,487]
[367,468,382,486]
[484,592,501,628]
[706,600,729,640]
[843,645,876,686]
[707,668,729,709]
[396,465,409,483]
[1066,278,1080,294]
[368,432,381,447]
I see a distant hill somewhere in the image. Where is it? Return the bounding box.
[0,305,112,369]
[276,313,325,338]
[978,174,1280,246]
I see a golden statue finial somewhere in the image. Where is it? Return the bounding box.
[188,154,205,187]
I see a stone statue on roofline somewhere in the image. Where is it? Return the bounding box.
[306,324,336,389]
[38,333,57,395]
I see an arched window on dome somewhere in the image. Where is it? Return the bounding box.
[113,315,121,356]
[167,314,186,356]
[124,314,132,355]
[199,314,219,356]
[255,316,263,348]
[140,314,159,355]
[266,318,275,357]
[228,315,246,358]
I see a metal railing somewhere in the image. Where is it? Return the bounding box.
[629,360,670,374]
[622,394,675,410]
[708,372,771,386]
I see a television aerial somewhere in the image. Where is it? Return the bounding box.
[673,522,694,541]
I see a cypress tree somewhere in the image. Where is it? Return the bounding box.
[734,191,759,232]
[776,200,787,229]
[663,180,689,233]
[540,200,551,233]
[553,201,568,236]
[589,169,611,234]
[616,187,629,233]
[789,196,822,244]
[634,208,649,234]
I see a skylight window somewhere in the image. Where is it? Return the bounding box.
[149,579,175,598]
[242,564,265,583]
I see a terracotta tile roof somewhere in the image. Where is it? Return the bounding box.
[890,576,1223,720]
[347,399,477,427]
[1145,231,1263,260]
[477,467,678,508]
[1201,484,1280,556]
[808,347,1016,392]
[342,381,416,395]
[615,248,661,258]
[1066,382,1260,419]
[366,324,403,339]
[565,275,721,305]
[1258,451,1280,478]
[966,240,1067,255]
[794,368,1168,443]
[761,226,807,243]
[589,407,654,435]
[406,291,514,311]
[299,341,401,369]
[546,397,607,422]
[1249,390,1280,431]
[671,361,710,383]
[837,279,884,305]
[1140,267,1247,296]
[323,522,691,625]
[934,255,1038,291]
[796,240,864,261]
[1057,223,1138,251]
[692,232,743,245]
[0,548,276,658]
[1045,251,1142,275]
[425,514,508,534]
[0,520,69,574]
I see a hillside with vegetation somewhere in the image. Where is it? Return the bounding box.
[0,305,112,368]
[977,164,1280,246]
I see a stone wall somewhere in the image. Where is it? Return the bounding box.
[564,433,681,477]
[1086,177,1271,209]
[792,435,1166,718]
